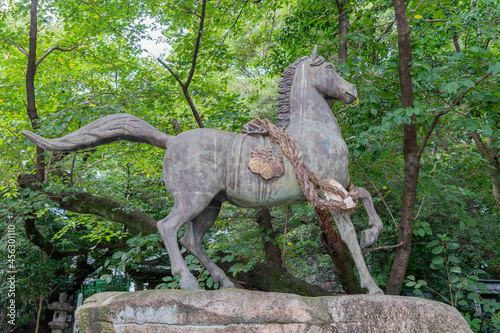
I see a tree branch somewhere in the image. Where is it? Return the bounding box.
[417,71,493,158]
[362,242,404,255]
[426,19,450,22]
[470,131,489,157]
[0,84,24,88]
[375,21,395,42]
[156,0,207,128]
[18,174,158,235]
[25,217,64,259]
[355,20,396,34]
[185,0,207,88]
[24,216,128,259]
[263,0,278,60]
[60,242,128,257]
[0,34,28,56]
[35,45,80,69]
[180,4,201,18]
[157,58,185,87]
[210,0,249,66]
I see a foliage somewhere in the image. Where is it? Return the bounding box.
[0,0,499,331]
[405,234,500,332]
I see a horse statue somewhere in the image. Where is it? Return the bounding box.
[22,47,384,295]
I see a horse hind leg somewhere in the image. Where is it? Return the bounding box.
[331,210,384,295]
[180,201,236,289]
[355,186,383,249]
[157,197,213,290]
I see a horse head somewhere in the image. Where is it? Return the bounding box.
[309,46,358,105]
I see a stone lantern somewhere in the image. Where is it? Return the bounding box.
[48,293,72,333]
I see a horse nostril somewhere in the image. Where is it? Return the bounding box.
[346,91,357,98]
[346,87,358,99]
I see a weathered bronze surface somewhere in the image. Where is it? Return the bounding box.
[22,47,384,295]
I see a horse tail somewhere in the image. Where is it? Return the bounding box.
[21,113,172,152]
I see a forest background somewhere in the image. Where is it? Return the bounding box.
[0,0,499,332]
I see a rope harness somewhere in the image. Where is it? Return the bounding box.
[243,118,358,212]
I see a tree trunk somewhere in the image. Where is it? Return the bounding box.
[336,0,348,65]
[227,262,331,296]
[331,0,365,294]
[316,209,364,294]
[26,0,45,182]
[471,132,500,213]
[34,295,43,333]
[386,0,420,295]
[255,209,283,266]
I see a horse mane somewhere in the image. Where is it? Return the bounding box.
[276,55,326,129]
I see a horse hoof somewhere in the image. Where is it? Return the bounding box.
[360,229,377,248]
[220,280,236,289]
[368,287,384,296]
[179,278,201,290]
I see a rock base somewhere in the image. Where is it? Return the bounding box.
[75,289,471,333]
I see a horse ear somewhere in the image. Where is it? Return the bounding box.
[311,45,318,60]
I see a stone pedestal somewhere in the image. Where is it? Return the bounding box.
[75,289,472,333]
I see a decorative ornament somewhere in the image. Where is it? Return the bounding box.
[248,146,284,180]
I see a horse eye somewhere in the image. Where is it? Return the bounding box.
[326,64,335,70]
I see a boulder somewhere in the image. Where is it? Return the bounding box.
[75,289,472,332]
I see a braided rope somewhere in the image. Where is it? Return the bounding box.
[244,119,358,212]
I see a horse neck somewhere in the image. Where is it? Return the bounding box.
[287,68,341,134]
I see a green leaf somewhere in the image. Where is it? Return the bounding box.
[459,79,475,88]
[415,228,425,237]
[482,125,493,137]
[448,256,461,264]
[228,263,244,276]
[464,119,480,131]
[450,266,462,274]
[432,256,444,265]
[442,82,459,94]
[489,64,500,75]
[206,277,213,288]
[394,115,403,125]
[430,262,443,270]
[459,221,465,230]
[221,254,234,263]
[427,240,440,248]
[431,246,443,255]
[417,280,427,286]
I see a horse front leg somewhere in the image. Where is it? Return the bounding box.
[355,187,383,249]
[331,211,384,295]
